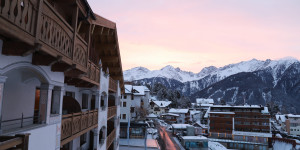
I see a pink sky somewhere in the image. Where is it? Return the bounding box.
[88,0,300,73]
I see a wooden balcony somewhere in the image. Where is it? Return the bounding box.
[0,134,30,150]
[106,129,116,150]
[60,110,98,146]
[107,106,117,120]
[109,77,118,93]
[0,0,101,86]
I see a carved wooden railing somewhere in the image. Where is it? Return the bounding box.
[107,106,117,120]
[39,1,74,59]
[0,0,37,35]
[61,110,98,141]
[73,35,88,67]
[86,61,100,83]
[106,129,116,149]
[0,134,30,150]
[0,0,102,85]
[109,77,118,92]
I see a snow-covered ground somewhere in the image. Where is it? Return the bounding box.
[273,141,293,150]
[208,141,228,150]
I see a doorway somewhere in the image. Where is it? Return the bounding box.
[91,95,95,110]
[89,131,94,150]
[33,87,40,123]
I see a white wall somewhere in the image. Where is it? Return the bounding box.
[21,124,58,150]
[98,69,109,150]
[2,70,40,129]
[120,94,132,122]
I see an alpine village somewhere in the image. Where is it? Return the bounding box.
[0,0,299,150]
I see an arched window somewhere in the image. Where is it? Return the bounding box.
[100,92,107,110]
[99,126,106,146]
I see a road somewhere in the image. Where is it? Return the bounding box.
[157,125,181,150]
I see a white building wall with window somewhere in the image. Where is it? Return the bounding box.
[0,40,120,150]
[0,40,64,150]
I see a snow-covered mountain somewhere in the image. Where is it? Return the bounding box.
[124,57,299,85]
[126,57,300,113]
[124,65,198,82]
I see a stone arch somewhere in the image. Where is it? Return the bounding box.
[1,63,52,131]
[1,62,52,84]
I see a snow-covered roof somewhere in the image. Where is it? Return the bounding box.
[204,107,210,118]
[125,85,132,94]
[287,114,300,118]
[211,105,262,108]
[261,107,269,114]
[200,104,213,107]
[209,142,228,150]
[147,113,158,118]
[124,84,148,95]
[169,108,189,114]
[171,124,193,129]
[209,112,235,114]
[276,115,286,122]
[153,101,172,108]
[195,121,208,129]
[161,113,179,117]
[144,86,150,92]
[190,110,201,115]
[181,136,207,140]
[233,131,272,138]
[133,86,145,95]
[196,98,214,104]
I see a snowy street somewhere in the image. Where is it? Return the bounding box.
[156,122,182,150]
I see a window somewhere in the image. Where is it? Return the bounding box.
[122,114,126,120]
[124,95,127,99]
[65,91,75,98]
[51,87,61,114]
[131,94,134,100]
[131,107,135,113]
[123,102,127,107]
[80,133,87,146]
[82,93,88,109]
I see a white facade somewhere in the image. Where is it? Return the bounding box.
[168,108,190,124]
[120,85,150,122]
[149,100,172,116]
[0,40,121,150]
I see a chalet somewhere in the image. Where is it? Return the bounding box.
[120,85,150,122]
[160,113,179,124]
[276,114,300,136]
[168,108,190,124]
[0,0,124,150]
[149,100,172,115]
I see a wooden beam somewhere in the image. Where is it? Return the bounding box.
[22,43,42,56]
[101,56,119,63]
[2,41,32,56]
[32,52,56,66]
[64,67,85,77]
[51,62,71,72]
[49,56,63,66]
[64,64,77,73]
[108,67,120,72]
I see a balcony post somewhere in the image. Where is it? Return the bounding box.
[34,0,44,41]
[0,76,8,134]
[40,84,54,124]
